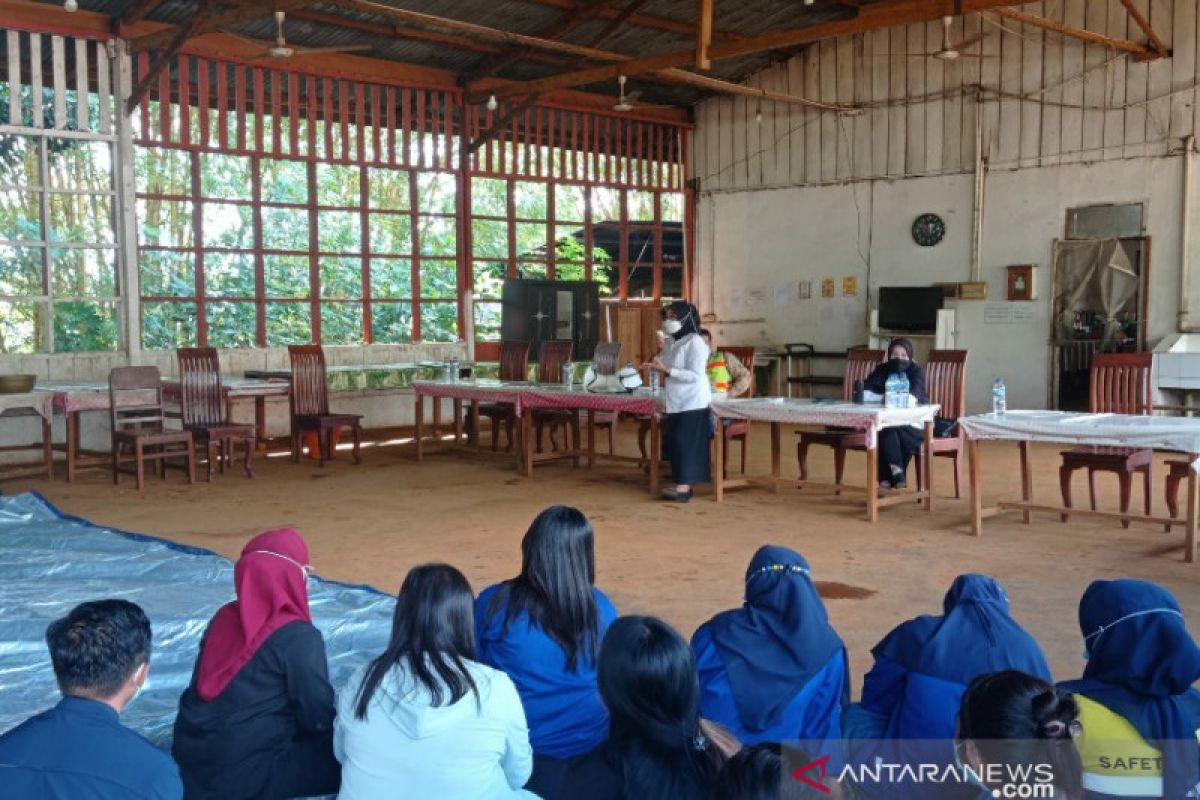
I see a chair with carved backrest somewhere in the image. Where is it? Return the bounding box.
[534,340,576,452]
[590,342,623,454]
[719,346,757,478]
[478,340,530,451]
[109,366,195,491]
[913,350,969,498]
[177,347,257,481]
[1059,352,1154,527]
[795,348,886,488]
[287,345,363,466]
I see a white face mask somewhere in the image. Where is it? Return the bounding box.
[662,319,683,335]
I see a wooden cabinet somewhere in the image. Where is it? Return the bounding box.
[500,279,600,361]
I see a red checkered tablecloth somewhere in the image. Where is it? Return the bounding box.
[0,391,53,423]
[414,380,525,407]
[518,387,660,417]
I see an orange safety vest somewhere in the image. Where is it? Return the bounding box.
[707,352,731,392]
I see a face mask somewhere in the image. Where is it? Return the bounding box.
[889,357,910,372]
[662,319,682,335]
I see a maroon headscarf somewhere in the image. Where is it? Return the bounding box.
[195,529,312,701]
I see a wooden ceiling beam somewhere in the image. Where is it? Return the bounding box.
[993,6,1160,60]
[127,0,324,53]
[516,0,744,42]
[125,0,217,113]
[583,0,655,48]
[117,0,167,27]
[696,0,713,70]
[1116,0,1170,58]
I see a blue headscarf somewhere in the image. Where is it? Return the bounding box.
[707,546,846,732]
[1059,579,1200,800]
[874,574,1052,685]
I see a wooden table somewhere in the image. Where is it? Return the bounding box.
[0,391,53,481]
[960,410,1200,562]
[36,383,135,482]
[710,397,940,522]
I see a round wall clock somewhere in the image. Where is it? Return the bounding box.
[911,213,946,247]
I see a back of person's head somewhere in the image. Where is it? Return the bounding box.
[712,743,830,800]
[355,563,478,719]
[599,615,722,798]
[46,599,151,703]
[957,670,1082,799]
[501,504,598,672]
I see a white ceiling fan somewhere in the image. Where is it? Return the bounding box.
[611,75,674,112]
[877,15,991,61]
[226,11,372,60]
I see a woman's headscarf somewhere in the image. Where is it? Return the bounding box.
[666,300,701,340]
[1060,579,1200,800]
[888,337,915,360]
[874,574,1051,685]
[195,529,313,701]
[707,546,845,732]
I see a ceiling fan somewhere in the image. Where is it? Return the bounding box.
[226,11,372,60]
[877,16,990,61]
[611,75,674,112]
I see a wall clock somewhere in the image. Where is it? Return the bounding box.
[911,213,945,247]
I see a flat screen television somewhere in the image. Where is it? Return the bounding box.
[878,286,944,332]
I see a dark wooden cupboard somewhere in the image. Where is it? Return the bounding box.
[500,279,600,361]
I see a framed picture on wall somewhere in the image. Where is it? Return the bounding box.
[1007,265,1036,301]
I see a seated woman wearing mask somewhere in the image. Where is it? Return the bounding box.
[862,337,928,490]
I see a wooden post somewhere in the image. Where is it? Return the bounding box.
[696,0,713,70]
[1019,440,1033,523]
[865,445,878,522]
[969,437,983,536]
[414,393,424,461]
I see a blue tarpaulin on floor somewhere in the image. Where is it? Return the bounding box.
[0,491,394,749]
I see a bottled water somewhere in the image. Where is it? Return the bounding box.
[884,373,901,409]
[992,378,1007,416]
[562,361,573,387]
[649,370,661,393]
[897,371,910,407]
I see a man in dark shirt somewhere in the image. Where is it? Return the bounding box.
[0,599,183,800]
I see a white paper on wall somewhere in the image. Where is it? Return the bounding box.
[774,284,790,307]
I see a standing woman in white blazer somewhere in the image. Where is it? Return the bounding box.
[644,300,712,502]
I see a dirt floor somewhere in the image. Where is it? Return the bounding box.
[7,421,1199,696]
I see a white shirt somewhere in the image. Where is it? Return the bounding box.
[661,332,712,414]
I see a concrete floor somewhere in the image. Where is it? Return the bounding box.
[6,420,1198,695]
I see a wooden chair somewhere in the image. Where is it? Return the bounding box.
[795,348,886,488]
[590,342,623,454]
[109,366,195,491]
[479,340,530,451]
[913,350,969,498]
[1164,459,1192,532]
[287,345,363,466]
[720,346,757,477]
[534,340,576,452]
[177,347,256,481]
[1059,352,1154,527]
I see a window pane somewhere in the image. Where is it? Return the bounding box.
[141,301,197,349]
[368,167,409,210]
[628,190,656,222]
[206,302,257,348]
[556,262,586,281]
[262,207,310,250]
[265,302,312,345]
[473,300,501,341]
[517,263,548,280]
[554,184,586,222]
[0,135,40,187]
[320,257,362,299]
[420,259,456,299]
[140,250,194,298]
[417,172,456,214]
[205,251,255,298]
[202,202,254,248]
[554,224,585,261]
[321,302,363,345]
[371,302,412,343]
[317,211,361,253]
[261,158,308,204]
[514,222,547,258]
[418,215,456,256]
[662,192,684,221]
[514,181,547,220]
[590,187,621,224]
[0,301,44,353]
[0,244,44,294]
[51,248,116,296]
[317,163,361,207]
[264,255,311,298]
[52,301,118,351]
[420,302,457,342]
[662,265,683,299]
[369,259,411,299]
[0,189,41,240]
[369,213,412,254]
[200,153,252,200]
[473,261,505,300]
[135,146,189,195]
[138,199,194,247]
[471,219,507,259]
[47,141,112,191]
[49,193,113,243]
[471,178,506,217]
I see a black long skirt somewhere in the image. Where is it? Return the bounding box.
[664,408,712,485]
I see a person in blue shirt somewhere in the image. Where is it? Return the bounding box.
[844,574,1052,800]
[1059,579,1200,800]
[0,599,183,800]
[475,505,618,797]
[692,546,848,768]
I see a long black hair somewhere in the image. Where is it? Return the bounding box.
[354,563,479,719]
[957,670,1083,799]
[598,615,723,799]
[713,743,829,800]
[488,505,599,671]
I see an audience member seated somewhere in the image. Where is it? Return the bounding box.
[172,529,340,800]
[0,599,182,800]
[692,546,848,764]
[957,670,1083,800]
[475,505,618,795]
[844,573,1051,800]
[335,563,535,799]
[712,742,834,800]
[553,615,725,800]
[700,328,752,399]
[1059,579,1200,800]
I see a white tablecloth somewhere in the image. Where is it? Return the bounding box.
[959,410,1200,456]
[710,398,940,450]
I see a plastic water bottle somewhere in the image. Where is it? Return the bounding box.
[649,371,661,394]
[884,373,901,409]
[562,361,573,387]
[992,378,1007,416]
[897,371,910,407]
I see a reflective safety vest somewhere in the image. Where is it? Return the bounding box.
[1073,694,1194,799]
[707,352,731,392]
